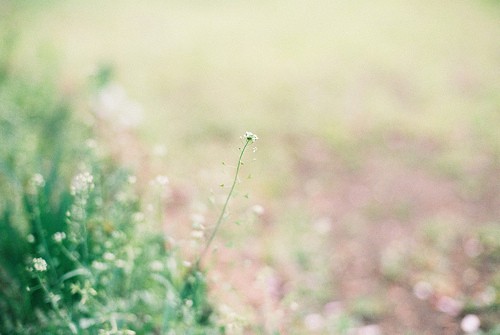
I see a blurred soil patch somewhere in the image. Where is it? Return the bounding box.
[283,133,499,334]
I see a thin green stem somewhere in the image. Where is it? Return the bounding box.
[36,273,77,334]
[196,139,252,266]
[31,195,58,280]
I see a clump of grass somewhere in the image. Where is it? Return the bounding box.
[0,43,231,334]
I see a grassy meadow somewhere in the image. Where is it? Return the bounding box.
[1,0,500,334]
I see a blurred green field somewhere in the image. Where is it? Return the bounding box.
[2,0,500,333]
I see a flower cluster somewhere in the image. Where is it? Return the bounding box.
[244,131,259,143]
[32,257,48,272]
[27,173,45,195]
[70,172,95,196]
[53,232,67,243]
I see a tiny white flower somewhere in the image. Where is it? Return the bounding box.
[304,313,325,331]
[149,261,164,272]
[52,232,66,243]
[251,204,265,216]
[243,131,259,143]
[85,139,97,149]
[461,314,480,333]
[115,259,127,268]
[154,175,169,186]
[152,144,167,157]
[32,257,48,272]
[413,281,434,300]
[132,212,145,223]
[71,172,94,195]
[31,174,45,188]
[27,173,45,194]
[103,252,115,261]
[191,230,204,239]
[190,213,205,225]
[92,261,107,271]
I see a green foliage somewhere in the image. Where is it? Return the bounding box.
[0,40,221,334]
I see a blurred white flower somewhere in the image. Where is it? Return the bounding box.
[190,213,206,225]
[413,281,434,300]
[251,204,265,216]
[28,173,45,194]
[464,238,483,258]
[152,144,167,157]
[92,261,107,271]
[191,230,204,239]
[149,261,164,272]
[461,314,480,333]
[93,84,143,128]
[154,175,169,186]
[313,217,332,235]
[243,131,259,143]
[52,232,66,243]
[32,257,47,272]
[357,324,382,335]
[31,173,45,188]
[304,313,324,331]
[71,172,94,196]
[103,252,116,261]
[436,296,462,316]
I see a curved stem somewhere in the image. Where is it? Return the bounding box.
[196,139,251,266]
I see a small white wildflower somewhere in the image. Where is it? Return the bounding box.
[92,261,107,271]
[190,213,206,225]
[303,313,325,331]
[185,299,193,307]
[152,144,167,157]
[413,281,434,300]
[436,296,463,316]
[31,173,45,188]
[132,212,145,223]
[251,204,265,216]
[461,314,480,333]
[27,234,35,243]
[183,261,192,268]
[127,175,137,184]
[47,292,61,304]
[313,217,332,235]
[464,238,483,258]
[243,131,258,143]
[52,232,66,243]
[103,252,116,261]
[115,259,127,268]
[478,286,496,305]
[191,230,204,239]
[149,261,164,272]
[85,139,97,149]
[28,173,45,194]
[32,258,48,272]
[94,84,143,129]
[71,172,94,195]
[154,175,169,186]
[356,324,382,335]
